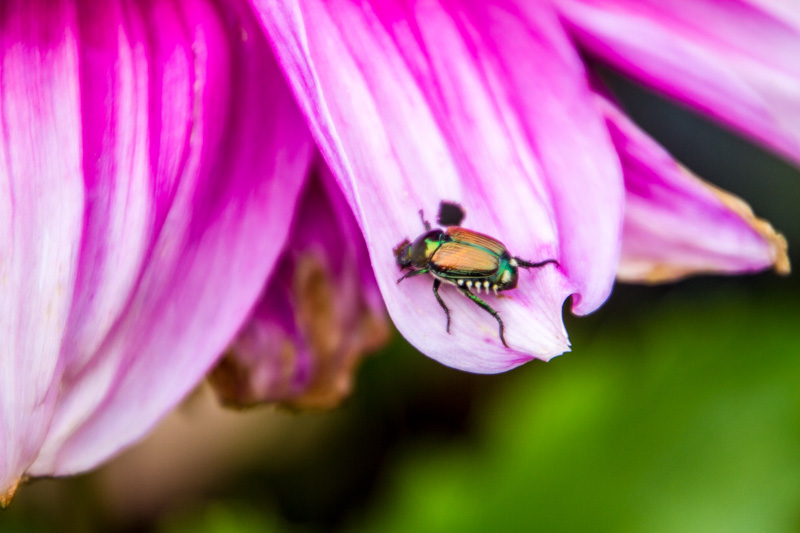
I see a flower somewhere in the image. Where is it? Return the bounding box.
[0,0,793,504]
[0,0,314,503]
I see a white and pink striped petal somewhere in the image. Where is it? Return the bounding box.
[252,0,625,373]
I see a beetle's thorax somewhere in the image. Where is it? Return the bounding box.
[408,229,447,268]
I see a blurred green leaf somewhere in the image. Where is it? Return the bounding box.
[349,291,800,533]
[157,501,293,533]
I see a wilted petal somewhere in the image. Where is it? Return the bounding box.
[559,0,800,166]
[209,161,389,410]
[593,89,790,281]
[0,0,313,490]
[252,0,624,372]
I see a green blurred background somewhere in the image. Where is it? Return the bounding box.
[2,72,800,533]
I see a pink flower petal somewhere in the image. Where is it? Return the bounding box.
[0,0,85,497]
[559,0,800,166]
[210,160,389,410]
[0,0,313,488]
[594,91,790,281]
[252,0,624,373]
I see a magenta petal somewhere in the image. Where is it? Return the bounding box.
[252,0,624,372]
[210,161,389,409]
[560,0,800,166]
[0,0,314,483]
[594,93,790,281]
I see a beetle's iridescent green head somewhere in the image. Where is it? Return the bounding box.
[395,229,446,269]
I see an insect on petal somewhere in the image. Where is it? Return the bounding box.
[253,0,625,372]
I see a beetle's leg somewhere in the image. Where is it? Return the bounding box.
[459,288,508,348]
[397,268,429,284]
[432,279,451,333]
[418,209,431,231]
[515,258,559,270]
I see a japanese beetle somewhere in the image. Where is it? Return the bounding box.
[394,201,558,347]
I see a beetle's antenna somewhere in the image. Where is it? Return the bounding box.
[516,258,559,270]
[419,209,431,231]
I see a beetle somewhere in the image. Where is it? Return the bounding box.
[393,201,558,348]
